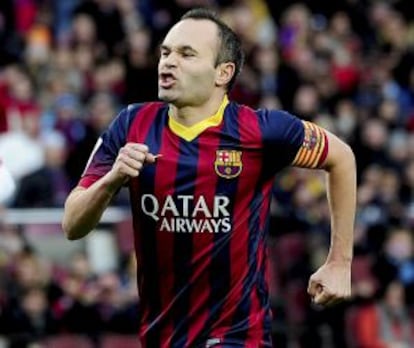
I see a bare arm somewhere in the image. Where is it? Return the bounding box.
[322,130,356,264]
[308,130,356,305]
[62,175,122,240]
[62,143,155,240]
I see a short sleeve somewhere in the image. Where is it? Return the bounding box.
[259,109,305,173]
[259,110,328,173]
[78,105,137,188]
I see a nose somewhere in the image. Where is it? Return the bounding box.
[160,52,178,69]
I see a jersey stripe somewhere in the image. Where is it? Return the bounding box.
[261,246,273,346]
[185,127,222,346]
[205,110,247,341]
[250,179,273,346]
[224,106,264,345]
[201,104,240,341]
[127,102,165,347]
[170,136,199,346]
[254,117,284,346]
[211,106,262,344]
[151,123,181,347]
[245,112,268,346]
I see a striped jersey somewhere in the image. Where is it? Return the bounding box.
[79,96,328,348]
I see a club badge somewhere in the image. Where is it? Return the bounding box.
[214,150,242,179]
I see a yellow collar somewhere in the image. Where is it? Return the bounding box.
[168,96,229,141]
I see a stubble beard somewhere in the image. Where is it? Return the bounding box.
[158,89,186,107]
[158,89,174,102]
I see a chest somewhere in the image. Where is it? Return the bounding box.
[138,129,263,195]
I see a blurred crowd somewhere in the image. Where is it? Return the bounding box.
[1,0,414,347]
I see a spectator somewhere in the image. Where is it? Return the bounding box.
[373,228,414,306]
[353,281,413,348]
[13,131,70,207]
[2,286,59,348]
[0,157,15,205]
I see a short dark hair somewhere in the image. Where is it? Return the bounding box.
[181,8,244,91]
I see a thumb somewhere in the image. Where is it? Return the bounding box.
[312,286,328,305]
[307,277,322,297]
[145,153,160,164]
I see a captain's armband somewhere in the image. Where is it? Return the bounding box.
[291,121,328,168]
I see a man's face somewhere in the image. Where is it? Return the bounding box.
[158,19,220,106]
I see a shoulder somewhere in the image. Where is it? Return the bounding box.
[110,101,167,132]
[255,107,300,124]
[234,102,303,133]
[228,101,298,124]
[120,101,167,121]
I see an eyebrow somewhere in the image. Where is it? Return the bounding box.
[160,44,198,53]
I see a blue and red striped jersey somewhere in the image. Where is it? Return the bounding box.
[79,97,328,348]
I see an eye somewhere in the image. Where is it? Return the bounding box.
[160,48,170,57]
[182,52,195,58]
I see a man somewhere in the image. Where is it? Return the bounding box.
[62,8,356,348]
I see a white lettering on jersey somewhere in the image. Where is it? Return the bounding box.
[160,195,180,217]
[141,194,160,221]
[141,195,231,233]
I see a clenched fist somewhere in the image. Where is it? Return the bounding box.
[307,261,352,306]
[107,143,157,188]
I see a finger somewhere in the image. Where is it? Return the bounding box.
[307,279,322,297]
[313,289,335,306]
[118,165,139,178]
[126,143,149,153]
[119,147,147,163]
[117,154,144,173]
[145,153,161,163]
[118,149,144,166]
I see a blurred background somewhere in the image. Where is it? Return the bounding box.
[1,0,414,347]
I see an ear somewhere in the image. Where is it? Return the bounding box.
[215,62,235,88]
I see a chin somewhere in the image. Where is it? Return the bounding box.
[158,90,175,102]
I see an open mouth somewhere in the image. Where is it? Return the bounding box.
[159,72,176,89]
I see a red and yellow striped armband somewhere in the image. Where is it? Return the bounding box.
[291,121,329,168]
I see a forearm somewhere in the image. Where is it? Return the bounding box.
[62,174,121,240]
[325,144,356,263]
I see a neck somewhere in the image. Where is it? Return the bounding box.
[169,92,227,127]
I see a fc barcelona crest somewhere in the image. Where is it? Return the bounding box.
[303,127,318,150]
[214,150,242,179]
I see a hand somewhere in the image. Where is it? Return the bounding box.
[307,261,351,306]
[108,143,156,187]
